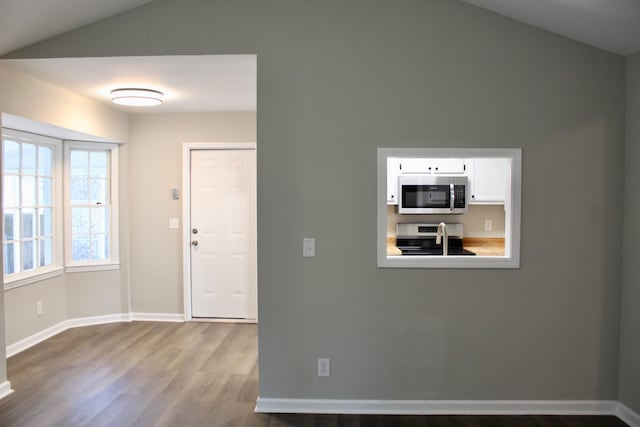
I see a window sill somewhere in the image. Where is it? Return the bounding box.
[379,254,519,269]
[4,267,65,291]
[65,263,120,273]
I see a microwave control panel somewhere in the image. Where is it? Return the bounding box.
[454,185,466,208]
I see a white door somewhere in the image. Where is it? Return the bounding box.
[190,148,256,319]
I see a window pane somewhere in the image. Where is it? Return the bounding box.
[3,210,19,241]
[3,243,18,275]
[72,235,90,261]
[39,146,52,176]
[71,208,90,233]
[22,240,34,271]
[91,234,109,260]
[3,175,20,207]
[91,207,108,233]
[39,208,52,236]
[22,143,36,175]
[39,238,52,267]
[22,176,36,206]
[90,151,108,178]
[3,139,20,174]
[89,178,107,204]
[70,150,89,176]
[70,177,89,204]
[39,177,53,205]
[22,209,36,238]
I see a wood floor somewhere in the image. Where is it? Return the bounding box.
[0,322,628,427]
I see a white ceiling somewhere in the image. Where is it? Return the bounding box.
[460,0,640,56]
[1,55,257,113]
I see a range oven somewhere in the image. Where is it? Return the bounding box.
[398,175,469,214]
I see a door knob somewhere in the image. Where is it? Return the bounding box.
[191,240,198,247]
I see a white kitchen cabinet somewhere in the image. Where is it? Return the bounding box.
[466,158,507,204]
[387,157,467,205]
[387,157,401,204]
[399,158,466,174]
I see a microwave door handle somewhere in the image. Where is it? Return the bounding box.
[450,183,455,211]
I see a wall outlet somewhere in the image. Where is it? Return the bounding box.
[303,238,316,257]
[318,358,330,377]
[484,219,493,232]
[36,301,43,316]
[169,218,180,229]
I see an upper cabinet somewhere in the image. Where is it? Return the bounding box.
[387,157,401,204]
[466,158,507,204]
[387,157,507,206]
[387,158,466,205]
[400,158,465,174]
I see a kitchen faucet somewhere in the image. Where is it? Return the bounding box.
[436,222,448,256]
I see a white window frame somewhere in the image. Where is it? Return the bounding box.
[64,141,119,272]
[377,147,522,269]
[2,128,64,289]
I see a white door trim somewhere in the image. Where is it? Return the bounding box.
[182,142,257,322]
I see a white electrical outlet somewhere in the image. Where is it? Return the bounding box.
[318,358,330,377]
[36,301,43,316]
[484,219,493,232]
[303,238,316,257]
[169,218,180,229]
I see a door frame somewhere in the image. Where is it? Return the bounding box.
[182,142,257,322]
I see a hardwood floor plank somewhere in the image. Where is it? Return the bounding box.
[0,322,630,427]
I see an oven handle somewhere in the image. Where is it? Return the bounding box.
[450,183,455,211]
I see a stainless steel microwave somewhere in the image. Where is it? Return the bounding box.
[398,175,469,214]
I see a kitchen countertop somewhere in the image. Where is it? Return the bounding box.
[387,237,505,257]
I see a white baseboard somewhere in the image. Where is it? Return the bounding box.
[255,398,619,416]
[616,403,640,427]
[6,313,182,357]
[130,312,185,322]
[189,317,256,324]
[0,381,13,400]
[7,321,69,358]
[64,313,131,329]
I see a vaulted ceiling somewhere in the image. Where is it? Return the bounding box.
[1,0,639,57]
[0,0,637,114]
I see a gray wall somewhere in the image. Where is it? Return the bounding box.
[620,52,640,413]
[6,0,625,400]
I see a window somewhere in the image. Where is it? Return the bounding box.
[64,142,119,271]
[2,129,63,286]
[377,147,521,268]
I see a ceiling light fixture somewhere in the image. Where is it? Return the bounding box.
[110,88,164,107]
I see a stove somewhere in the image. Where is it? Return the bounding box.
[395,223,476,256]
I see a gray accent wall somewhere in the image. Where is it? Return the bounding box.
[3,0,626,401]
[620,52,640,414]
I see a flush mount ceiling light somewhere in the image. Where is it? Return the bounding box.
[110,88,164,107]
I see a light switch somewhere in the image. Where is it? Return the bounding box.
[169,218,180,229]
[303,238,316,257]
[171,188,180,200]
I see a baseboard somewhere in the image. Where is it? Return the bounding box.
[130,312,185,322]
[64,313,131,329]
[7,320,70,358]
[0,381,14,400]
[616,403,640,427]
[6,313,182,357]
[255,398,619,416]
